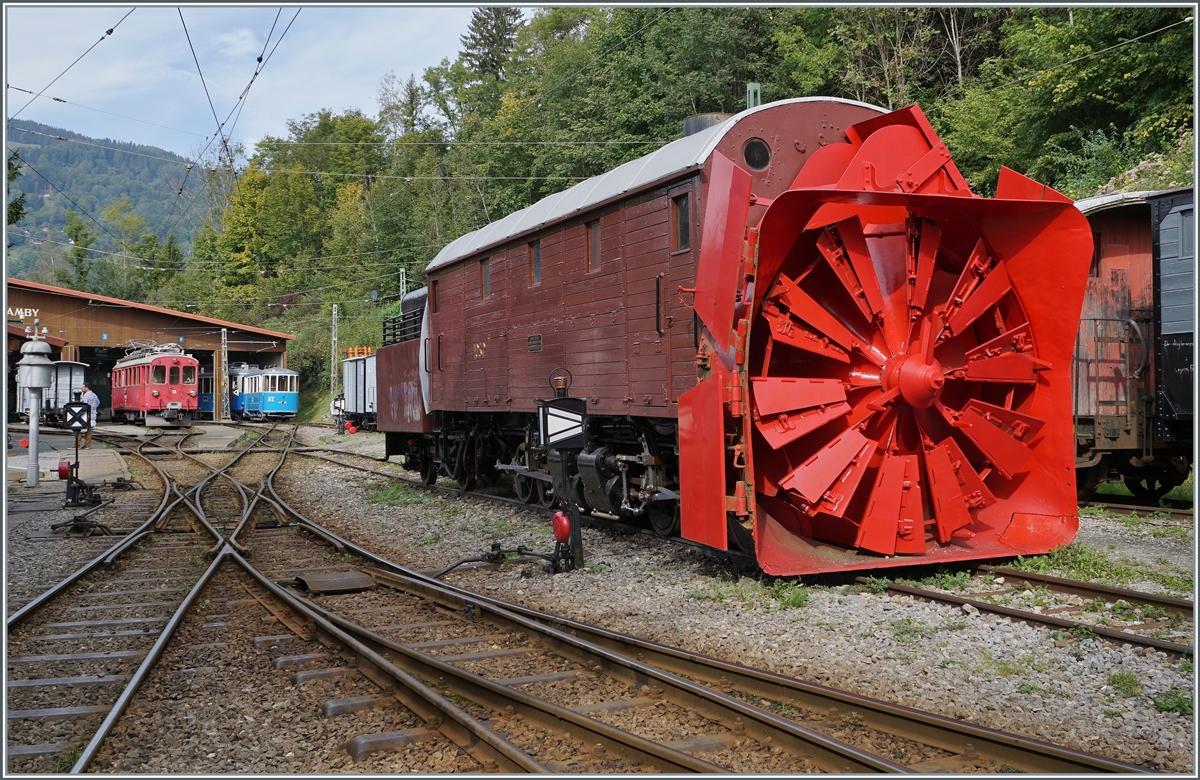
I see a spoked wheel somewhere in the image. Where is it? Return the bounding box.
[647,501,680,537]
[1076,460,1107,502]
[512,443,535,504]
[536,477,557,509]
[751,213,1048,556]
[1123,473,1177,506]
[449,440,472,490]
[728,514,755,554]
[419,456,438,486]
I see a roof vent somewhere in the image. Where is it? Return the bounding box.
[683,113,732,137]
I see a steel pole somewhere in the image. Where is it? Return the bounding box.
[26,388,42,486]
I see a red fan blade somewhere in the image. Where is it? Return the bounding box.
[855,452,905,555]
[965,322,1034,361]
[779,427,869,504]
[755,403,852,450]
[862,221,913,356]
[910,219,940,320]
[833,218,886,319]
[816,227,875,323]
[924,443,976,543]
[894,455,926,554]
[751,377,847,417]
[948,399,1046,479]
[945,261,1012,339]
[940,433,997,510]
[761,302,851,363]
[940,240,1012,339]
[809,440,876,518]
[771,274,888,367]
[964,352,1041,384]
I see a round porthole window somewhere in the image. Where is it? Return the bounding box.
[743,138,771,170]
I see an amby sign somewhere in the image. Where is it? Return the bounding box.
[7,307,41,320]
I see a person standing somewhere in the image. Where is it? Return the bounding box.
[76,383,100,449]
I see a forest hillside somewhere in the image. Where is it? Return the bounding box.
[6,6,1193,391]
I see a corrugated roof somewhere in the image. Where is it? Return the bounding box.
[6,278,296,340]
[1073,191,1157,216]
[426,96,882,273]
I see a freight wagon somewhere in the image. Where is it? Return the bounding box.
[375,98,1095,576]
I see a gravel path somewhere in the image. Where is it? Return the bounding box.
[276,428,1195,773]
[7,426,1193,772]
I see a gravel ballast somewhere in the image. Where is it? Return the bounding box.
[275,428,1195,773]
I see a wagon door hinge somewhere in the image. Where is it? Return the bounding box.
[724,480,751,516]
[733,318,750,365]
[721,378,744,418]
[741,228,760,297]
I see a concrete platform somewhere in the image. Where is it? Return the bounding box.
[7,429,130,487]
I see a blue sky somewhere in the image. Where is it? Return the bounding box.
[4,5,481,158]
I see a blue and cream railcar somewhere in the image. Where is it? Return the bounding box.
[197,366,215,419]
[230,364,299,420]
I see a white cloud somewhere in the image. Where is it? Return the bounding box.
[4,6,475,156]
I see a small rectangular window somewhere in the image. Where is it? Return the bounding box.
[530,241,542,285]
[169,366,180,384]
[587,221,600,272]
[672,194,690,251]
[1089,231,1101,277]
[183,366,196,384]
[480,258,491,296]
[153,365,166,384]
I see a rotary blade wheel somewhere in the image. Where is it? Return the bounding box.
[750,214,1049,556]
[512,443,535,503]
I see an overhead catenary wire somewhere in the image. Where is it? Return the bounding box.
[160,8,301,238]
[984,14,1193,95]
[6,151,123,246]
[5,232,442,269]
[8,7,136,121]
[6,85,208,138]
[178,8,231,161]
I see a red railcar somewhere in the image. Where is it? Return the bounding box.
[111,343,199,427]
[377,99,1094,576]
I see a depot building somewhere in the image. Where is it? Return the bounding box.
[6,278,295,421]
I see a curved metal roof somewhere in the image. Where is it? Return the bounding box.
[426,96,882,273]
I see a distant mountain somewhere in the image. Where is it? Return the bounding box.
[6,119,205,278]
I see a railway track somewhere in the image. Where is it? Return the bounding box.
[1079,501,1193,523]
[3,423,1170,772]
[286,446,759,568]
[283,436,1194,656]
[857,568,1193,658]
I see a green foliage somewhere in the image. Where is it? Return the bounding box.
[8,7,1189,386]
[366,480,427,506]
[891,617,935,643]
[1179,658,1193,674]
[1010,543,1193,596]
[6,150,27,230]
[1107,671,1142,697]
[6,119,201,279]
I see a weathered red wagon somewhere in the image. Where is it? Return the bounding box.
[377,98,1094,575]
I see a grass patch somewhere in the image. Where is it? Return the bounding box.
[1107,671,1142,697]
[1153,688,1193,715]
[846,577,891,595]
[1010,543,1193,596]
[891,617,936,643]
[54,747,82,772]
[366,480,427,506]
[1103,708,1122,719]
[1178,658,1192,673]
[296,386,334,424]
[976,651,1051,677]
[420,534,440,546]
[688,578,812,611]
